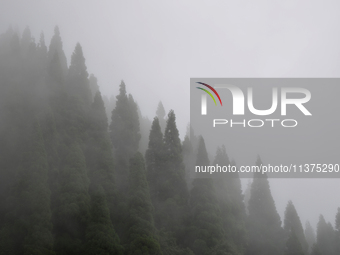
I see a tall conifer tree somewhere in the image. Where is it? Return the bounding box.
[335,208,340,254]
[53,143,90,255]
[316,215,336,255]
[246,157,284,255]
[284,201,308,254]
[0,120,54,254]
[67,43,92,104]
[48,26,68,75]
[213,145,246,254]
[110,81,141,192]
[145,117,164,204]
[85,91,122,250]
[86,186,123,255]
[156,101,166,133]
[188,137,236,255]
[127,152,162,255]
[305,221,316,254]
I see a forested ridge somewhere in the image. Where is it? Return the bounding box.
[0,26,339,255]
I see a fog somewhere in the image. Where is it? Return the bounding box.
[1,0,340,234]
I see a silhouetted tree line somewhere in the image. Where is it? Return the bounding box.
[0,26,338,255]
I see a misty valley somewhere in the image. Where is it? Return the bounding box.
[0,26,339,255]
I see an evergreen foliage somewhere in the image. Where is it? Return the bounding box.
[316,215,336,255]
[305,221,316,254]
[283,201,308,254]
[127,152,162,255]
[67,43,92,104]
[86,186,123,255]
[213,146,246,254]
[0,26,338,255]
[246,157,284,255]
[48,26,68,75]
[284,230,304,255]
[156,101,166,133]
[53,143,90,255]
[335,208,340,254]
[188,137,237,255]
[0,120,54,255]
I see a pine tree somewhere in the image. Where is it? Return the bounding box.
[284,201,308,254]
[316,215,336,255]
[127,152,162,255]
[128,93,141,152]
[0,28,23,234]
[182,133,194,185]
[137,103,152,155]
[20,26,32,54]
[188,137,236,255]
[305,221,316,254]
[110,81,140,156]
[89,91,108,132]
[88,74,99,100]
[85,91,119,226]
[146,111,190,254]
[109,82,141,242]
[40,108,61,228]
[182,124,198,187]
[110,81,141,192]
[46,34,95,254]
[284,230,304,255]
[67,43,92,104]
[85,185,123,255]
[102,95,116,122]
[0,120,54,255]
[156,101,166,132]
[146,117,189,254]
[22,120,54,254]
[145,117,164,204]
[48,51,65,90]
[335,208,340,254]
[158,110,189,230]
[53,143,90,255]
[162,110,188,205]
[35,32,48,72]
[85,91,116,212]
[38,32,47,56]
[10,33,21,55]
[246,157,284,255]
[244,179,252,215]
[213,145,246,254]
[48,26,68,75]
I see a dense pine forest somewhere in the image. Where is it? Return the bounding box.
[0,26,339,255]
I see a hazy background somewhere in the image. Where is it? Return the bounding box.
[1,0,340,231]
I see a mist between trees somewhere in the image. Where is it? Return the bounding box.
[0,26,339,255]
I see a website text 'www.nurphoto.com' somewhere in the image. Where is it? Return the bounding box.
[195,163,340,175]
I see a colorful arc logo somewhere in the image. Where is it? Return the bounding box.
[196,82,223,106]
